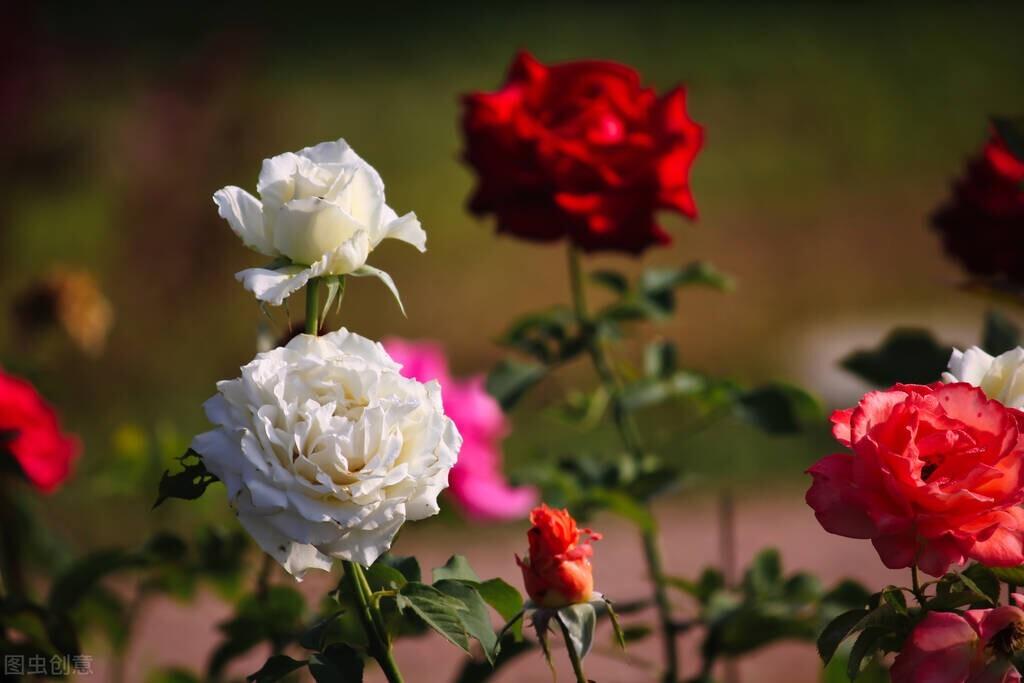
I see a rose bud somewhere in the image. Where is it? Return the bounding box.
[516,505,602,608]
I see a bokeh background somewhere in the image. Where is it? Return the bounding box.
[4,3,1024,681]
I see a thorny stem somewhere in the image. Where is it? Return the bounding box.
[567,245,679,683]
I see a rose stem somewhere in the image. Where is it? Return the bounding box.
[304,279,404,683]
[558,616,590,683]
[567,245,679,683]
[0,477,26,600]
[911,564,924,606]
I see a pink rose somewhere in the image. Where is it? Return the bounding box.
[891,603,1024,683]
[806,383,1024,576]
[384,339,537,521]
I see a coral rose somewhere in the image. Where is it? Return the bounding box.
[517,505,601,608]
[384,339,537,521]
[0,370,78,492]
[932,129,1024,288]
[461,50,703,254]
[806,383,1024,576]
[891,603,1024,683]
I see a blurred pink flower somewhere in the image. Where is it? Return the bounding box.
[891,602,1024,683]
[384,339,537,521]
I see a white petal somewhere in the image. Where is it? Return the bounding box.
[235,266,313,306]
[213,187,274,256]
[257,152,300,208]
[380,211,426,252]
[236,512,333,580]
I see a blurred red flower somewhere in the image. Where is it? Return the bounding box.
[932,128,1024,287]
[891,604,1024,683]
[516,505,601,607]
[461,50,703,254]
[0,371,78,493]
[806,383,1024,576]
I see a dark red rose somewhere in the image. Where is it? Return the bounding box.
[0,370,78,492]
[932,128,1024,287]
[461,51,703,254]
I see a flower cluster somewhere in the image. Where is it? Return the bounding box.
[462,51,703,254]
[384,339,536,521]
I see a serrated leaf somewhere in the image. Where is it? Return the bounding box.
[364,563,408,592]
[380,555,421,583]
[435,580,497,664]
[247,654,307,683]
[397,583,471,652]
[556,602,597,659]
[486,360,546,410]
[817,609,868,664]
[153,449,219,508]
[841,329,950,387]
[432,556,480,583]
[590,270,629,294]
[475,579,524,638]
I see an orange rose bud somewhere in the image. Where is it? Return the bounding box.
[516,505,602,608]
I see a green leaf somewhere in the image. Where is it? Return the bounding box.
[847,628,884,681]
[735,383,820,434]
[380,555,422,584]
[982,310,1020,355]
[320,275,346,321]
[498,307,582,364]
[453,634,533,683]
[247,655,307,683]
[878,587,907,615]
[556,602,597,659]
[49,549,147,612]
[153,449,219,508]
[961,564,1000,604]
[474,579,524,627]
[644,340,678,379]
[841,329,950,386]
[590,270,629,294]
[349,265,405,316]
[364,563,408,592]
[602,599,626,649]
[396,583,471,652]
[816,609,868,664]
[435,580,498,664]
[642,262,734,293]
[583,490,655,532]
[308,645,363,683]
[990,566,1024,585]
[432,556,481,583]
[486,360,547,410]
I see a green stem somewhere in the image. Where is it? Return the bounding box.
[566,245,679,683]
[344,561,404,683]
[305,277,321,335]
[0,478,25,600]
[911,565,924,607]
[558,617,590,683]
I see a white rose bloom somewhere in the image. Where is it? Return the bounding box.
[191,328,461,578]
[943,346,1024,409]
[214,139,426,307]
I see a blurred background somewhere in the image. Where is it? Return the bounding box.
[3,3,1024,681]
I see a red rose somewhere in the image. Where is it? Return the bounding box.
[932,129,1024,287]
[516,505,601,607]
[461,51,703,254]
[0,370,78,492]
[806,383,1024,576]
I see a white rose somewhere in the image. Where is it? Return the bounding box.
[191,328,461,578]
[943,346,1024,409]
[213,139,426,307]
